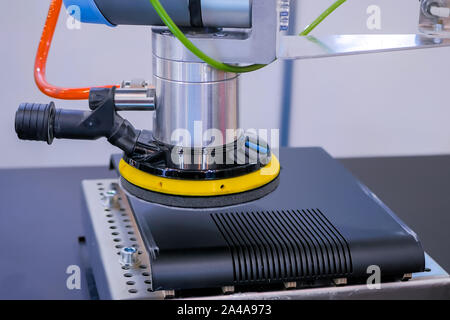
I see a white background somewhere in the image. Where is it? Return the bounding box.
[1,0,450,168]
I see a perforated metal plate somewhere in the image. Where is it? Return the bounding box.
[82,179,166,300]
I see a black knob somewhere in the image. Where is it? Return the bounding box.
[15,102,56,144]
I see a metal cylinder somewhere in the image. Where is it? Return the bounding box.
[120,247,139,266]
[102,189,119,209]
[201,0,252,28]
[93,0,252,28]
[152,29,239,149]
[114,80,156,111]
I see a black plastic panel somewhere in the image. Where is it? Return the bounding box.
[212,209,352,282]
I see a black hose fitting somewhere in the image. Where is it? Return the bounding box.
[15,88,141,155]
[15,102,56,144]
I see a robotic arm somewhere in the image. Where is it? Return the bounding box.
[14,0,450,208]
[63,0,253,28]
[62,0,450,61]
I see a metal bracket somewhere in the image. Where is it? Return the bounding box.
[114,79,156,111]
[152,0,280,64]
[277,34,450,60]
[277,0,450,61]
[419,0,450,36]
[151,1,450,63]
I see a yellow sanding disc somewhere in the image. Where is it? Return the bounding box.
[119,156,280,197]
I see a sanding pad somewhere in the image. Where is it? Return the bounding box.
[120,175,280,209]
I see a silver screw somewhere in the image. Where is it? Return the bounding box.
[120,247,139,266]
[433,24,444,44]
[279,0,290,31]
[283,281,297,289]
[435,23,444,32]
[333,278,348,286]
[221,286,235,294]
[214,32,227,38]
[102,189,118,208]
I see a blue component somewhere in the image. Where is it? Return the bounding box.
[124,247,137,253]
[63,0,115,27]
[245,141,268,154]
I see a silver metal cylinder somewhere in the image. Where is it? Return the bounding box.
[201,0,252,28]
[114,80,156,111]
[93,0,252,28]
[102,189,119,209]
[120,247,139,267]
[152,29,239,148]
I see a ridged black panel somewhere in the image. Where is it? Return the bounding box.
[211,209,353,283]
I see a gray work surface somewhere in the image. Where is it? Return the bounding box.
[0,153,449,299]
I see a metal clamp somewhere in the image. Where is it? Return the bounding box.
[277,0,450,61]
[152,0,280,65]
[114,79,156,111]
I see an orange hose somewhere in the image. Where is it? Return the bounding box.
[35,0,117,100]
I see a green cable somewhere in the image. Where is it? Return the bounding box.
[149,0,265,73]
[300,0,347,36]
[149,0,346,73]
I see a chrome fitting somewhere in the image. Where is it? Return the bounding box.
[102,189,119,209]
[120,247,139,267]
[114,79,156,111]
